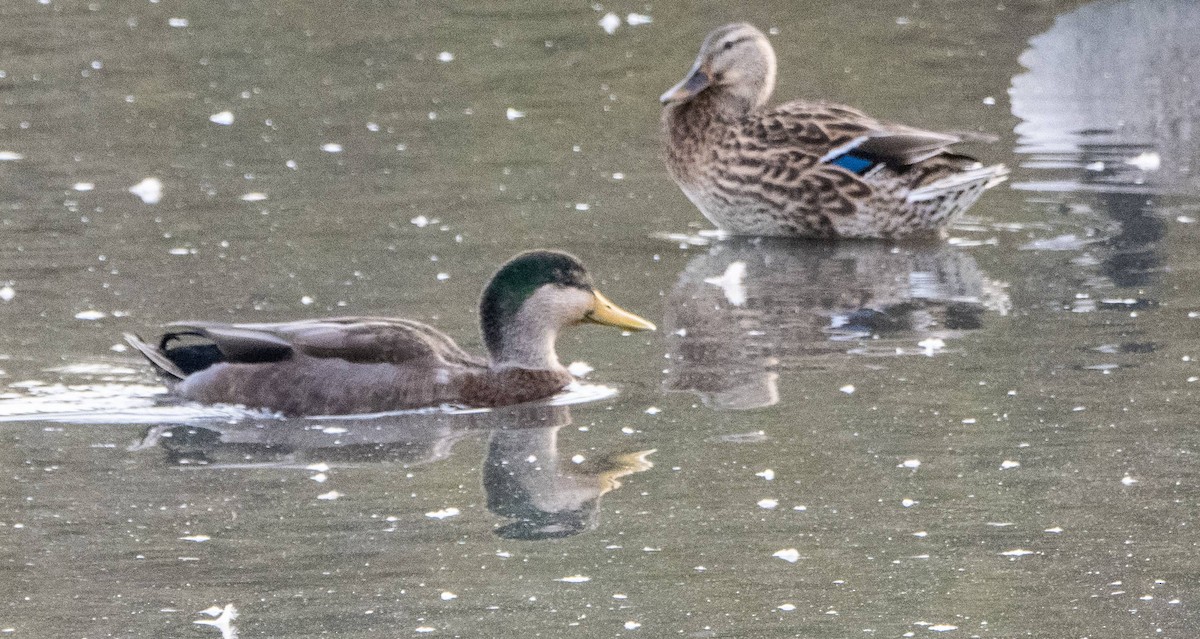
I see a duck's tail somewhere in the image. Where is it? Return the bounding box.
[907,163,1009,202]
[123,332,188,381]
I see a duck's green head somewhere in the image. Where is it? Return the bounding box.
[480,250,656,362]
[660,23,776,114]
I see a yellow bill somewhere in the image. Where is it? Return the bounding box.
[585,290,656,331]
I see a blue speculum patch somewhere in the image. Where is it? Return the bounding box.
[829,153,875,175]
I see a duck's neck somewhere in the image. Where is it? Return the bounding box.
[664,91,752,178]
[483,290,571,373]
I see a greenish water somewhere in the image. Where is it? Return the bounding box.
[2,1,1200,637]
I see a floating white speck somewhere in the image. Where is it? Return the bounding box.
[310,473,327,483]
[0,151,24,161]
[410,215,430,227]
[556,575,590,583]
[0,286,13,302]
[756,469,775,480]
[306,462,330,472]
[626,13,652,26]
[928,624,958,632]
[913,531,928,538]
[840,384,855,394]
[496,550,512,558]
[426,507,460,519]
[704,261,747,306]
[901,459,921,469]
[773,548,800,563]
[1085,161,1106,171]
[300,296,314,305]
[1000,549,1034,557]
[506,107,525,120]
[437,51,454,62]
[918,337,946,356]
[1121,475,1138,486]
[208,110,234,126]
[778,603,796,611]
[599,12,620,34]
[982,96,996,105]
[902,498,917,508]
[1000,460,1020,469]
[180,535,210,542]
[644,406,661,415]
[436,273,449,281]
[612,172,625,180]
[1125,151,1160,171]
[1044,526,1064,533]
[440,591,457,600]
[571,454,585,464]
[321,142,343,153]
[574,202,590,211]
[757,499,778,509]
[567,361,593,376]
[128,177,163,204]
[75,310,106,321]
[73,182,95,191]
[317,490,342,500]
[240,192,267,201]
[623,621,641,630]
[168,17,189,28]
[415,627,435,634]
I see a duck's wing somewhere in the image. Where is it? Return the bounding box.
[164,317,487,368]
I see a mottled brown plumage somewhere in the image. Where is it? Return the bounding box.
[125,251,655,416]
[661,23,1008,239]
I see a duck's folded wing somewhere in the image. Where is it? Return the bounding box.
[168,318,485,367]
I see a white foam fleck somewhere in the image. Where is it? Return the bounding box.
[309,473,327,483]
[180,535,210,542]
[778,603,796,611]
[1125,152,1160,171]
[840,385,855,394]
[0,286,13,302]
[703,261,747,306]
[599,12,620,34]
[168,17,189,28]
[321,142,343,153]
[1121,475,1138,486]
[0,151,24,161]
[773,548,800,563]
[1000,549,1034,557]
[571,454,585,464]
[317,491,342,500]
[626,13,652,25]
[644,406,661,415]
[623,621,641,630]
[505,107,525,120]
[556,575,590,583]
[756,469,775,480]
[73,182,95,191]
[240,192,267,202]
[208,110,234,126]
[306,463,330,472]
[901,459,921,469]
[74,310,106,321]
[1044,526,1064,533]
[1001,460,1021,469]
[928,624,958,632]
[574,203,590,211]
[425,507,460,519]
[757,498,778,509]
[919,338,946,356]
[902,498,917,508]
[437,51,454,62]
[128,177,163,204]
[440,591,457,600]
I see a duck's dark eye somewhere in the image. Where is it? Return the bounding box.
[723,41,733,50]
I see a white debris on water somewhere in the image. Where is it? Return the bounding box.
[317,490,342,500]
[1044,526,1064,533]
[240,192,267,201]
[505,107,525,120]
[599,12,620,34]
[773,548,800,563]
[437,51,454,62]
[626,13,652,26]
[778,603,796,611]
[571,454,585,464]
[840,385,855,394]
[193,604,237,639]
[208,111,234,125]
[567,361,593,377]
[0,286,13,301]
[644,406,661,415]
[757,498,778,509]
[918,338,945,356]
[73,182,94,191]
[900,459,921,469]
[306,463,330,472]
[309,473,327,483]
[1121,475,1138,486]
[1000,549,1034,557]
[756,469,775,480]
[128,177,163,204]
[75,310,107,321]
[1125,151,1160,171]
[168,17,189,28]
[440,591,457,600]
[556,575,590,583]
[300,296,314,305]
[902,498,917,507]
[928,624,958,632]
[0,151,24,161]
[436,273,450,281]
[574,202,590,211]
[913,531,928,538]
[425,507,460,519]
[1001,460,1021,469]
[624,621,642,630]
[703,261,747,306]
[180,535,210,542]
[321,142,343,153]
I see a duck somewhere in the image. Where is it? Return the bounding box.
[660,23,1009,239]
[124,250,656,416]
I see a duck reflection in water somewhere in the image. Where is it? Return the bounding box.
[664,239,1009,410]
[134,404,653,540]
[1010,0,1200,288]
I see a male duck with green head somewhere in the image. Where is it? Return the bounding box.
[126,250,655,416]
